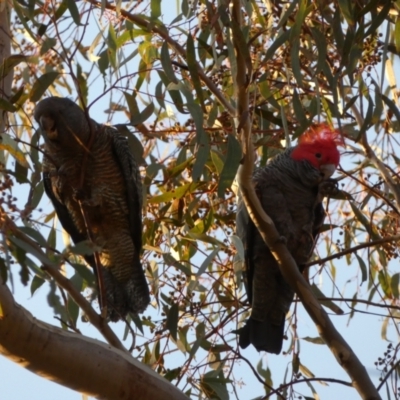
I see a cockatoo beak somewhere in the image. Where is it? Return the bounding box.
[320,163,336,179]
[39,115,58,139]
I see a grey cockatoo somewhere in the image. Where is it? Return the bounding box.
[237,124,342,354]
[35,97,150,322]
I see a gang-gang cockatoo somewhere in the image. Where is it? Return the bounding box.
[35,97,150,322]
[236,124,342,354]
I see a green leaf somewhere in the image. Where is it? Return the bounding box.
[151,0,161,19]
[293,353,300,374]
[277,0,299,29]
[381,94,400,127]
[98,50,109,75]
[47,281,64,318]
[18,226,47,248]
[158,71,185,113]
[163,254,191,277]
[211,151,224,174]
[200,371,230,400]
[217,134,242,198]
[346,44,362,79]
[130,102,155,126]
[30,181,44,210]
[254,107,282,126]
[149,182,200,203]
[13,1,39,40]
[290,0,310,40]
[124,91,139,117]
[378,270,392,298]
[67,293,80,325]
[186,34,204,108]
[68,241,95,256]
[138,41,158,65]
[311,283,344,315]
[67,0,81,25]
[164,367,182,382]
[54,0,69,21]
[0,134,28,167]
[395,18,400,54]
[31,274,45,296]
[292,90,307,127]
[192,128,209,182]
[130,313,144,334]
[349,200,381,240]
[70,263,95,286]
[0,98,17,112]
[0,55,34,88]
[167,303,179,341]
[391,273,400,299]
[197,247,220,277]
[29,72,60,102]
[338,0,354,26]
[230,235,244,261]
[302,336,325,345]
[76,64,88,107]
[365,0,391,37]
[310,27,327,74]
[355,254,368,283]
[264,30,290,62]
[117,33,142,53]
[15,157,28,184]
[8,236,58,267]
[107,24,118,68]
[290,40,303,88]
[186,232,225,247]
[169,157,194,178]
[160,42,178,84]
[47,226,56,251]
[189,321,205,357]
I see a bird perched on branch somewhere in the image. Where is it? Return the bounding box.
[35,96,150,322]
[236,125,342,354]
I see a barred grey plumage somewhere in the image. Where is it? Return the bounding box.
[35,96,150,321]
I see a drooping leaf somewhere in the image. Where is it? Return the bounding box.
[167,303,179,341]
[29,72,60,102]
[217,134,242,198]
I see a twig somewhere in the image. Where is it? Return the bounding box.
[265,377,353,399]
[305,234,400,268]
[376,359,400,391]
[351,103,400,209]
[86,0,236,116]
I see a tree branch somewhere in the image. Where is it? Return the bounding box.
[0,277,189,400]
[233,6,381,400]
[0,208,127,352]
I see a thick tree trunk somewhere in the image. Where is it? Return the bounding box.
[0,2,12,134]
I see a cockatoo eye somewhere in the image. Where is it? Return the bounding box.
[315,152,322,159]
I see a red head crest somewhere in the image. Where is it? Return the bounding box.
[298,124,344,147]
[291,124,343,168]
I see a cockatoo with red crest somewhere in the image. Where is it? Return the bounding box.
[236,124,342,354]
